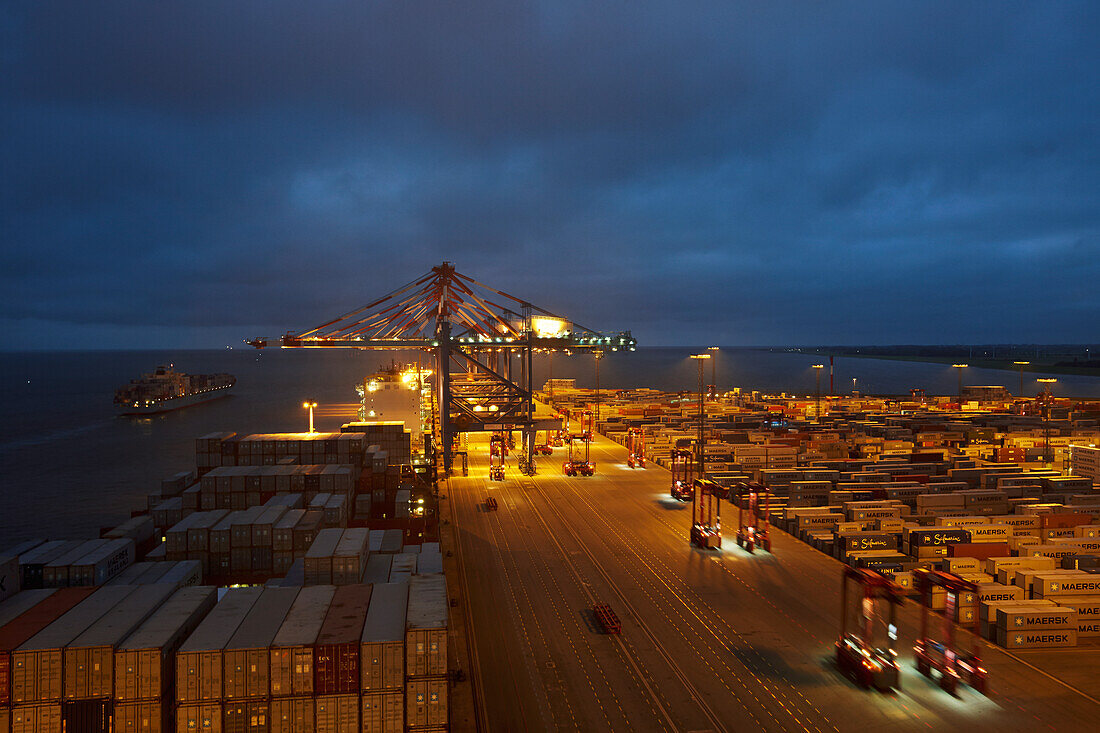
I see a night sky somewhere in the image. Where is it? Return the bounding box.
[3,2,1098,349]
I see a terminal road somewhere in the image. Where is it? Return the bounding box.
[445,433,1100,732]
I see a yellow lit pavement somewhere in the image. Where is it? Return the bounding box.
[442,433,1100,732]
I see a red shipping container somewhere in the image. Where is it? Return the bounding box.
[314,585,373,695]
[0,588,95,706]
[946,543,1011,561]
[1041,513,1092,531]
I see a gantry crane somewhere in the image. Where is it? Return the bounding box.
[562,418,595,476]
[670,447,694,501]
[913,569,988,695]
[836,567,903,691]
[734,480,771,553]
[488,433,506,482]
[573,409,594,442]
[533,430,553,456]
[690,478,722,549]
[247,262,634,478]
[626,428,646,468]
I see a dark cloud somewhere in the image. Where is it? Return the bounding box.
[1,1,1098,349]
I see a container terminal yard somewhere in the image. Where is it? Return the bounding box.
[3,264,1100,732]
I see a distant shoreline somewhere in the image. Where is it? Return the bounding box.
[803,351,1100,379]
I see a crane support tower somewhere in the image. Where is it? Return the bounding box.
[690,479,722,549]
[246,262,634,479]
[626,428,646,468]
[913,569,988,695]
[836,567,903,691]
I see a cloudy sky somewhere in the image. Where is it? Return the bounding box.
[2,2,1097,348]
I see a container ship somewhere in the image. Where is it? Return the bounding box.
[114,365,235,415]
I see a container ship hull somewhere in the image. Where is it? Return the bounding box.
[115,365,236,415]
[116,384,235,415]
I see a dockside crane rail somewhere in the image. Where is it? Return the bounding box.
[245,262,635,477]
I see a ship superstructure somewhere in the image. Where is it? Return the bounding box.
[114,365,235,414]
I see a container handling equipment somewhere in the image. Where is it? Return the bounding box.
[690,479,722,549]
[670,447,694,502]
[626,428,646,468]
[913,569,988,695]
[836,567,903,691]
[562,428,595,477]
[489,433,506,482]
[734,481,771,553]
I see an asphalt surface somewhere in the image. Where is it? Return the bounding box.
[444,433,1100,732]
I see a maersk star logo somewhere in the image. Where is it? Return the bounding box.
[1051,583,1060,592]
[1015,617,1024,626]
[1014,635,1023,645]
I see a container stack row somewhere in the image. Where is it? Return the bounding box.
[196,433,369,474]
[160,493,342,580]
[194,466,356,513]
[0,572,447,733]
[174,576,447,733]
[299,532,442,588]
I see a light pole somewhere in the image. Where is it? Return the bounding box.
[1013,361,1030,397]
[690,354,711,479]
[708,346,719,397]
[1038,378,1057,464]
[594,350,603,423]
[812,364,824,421]
[952,364,968,406]
[302,401,317,434]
